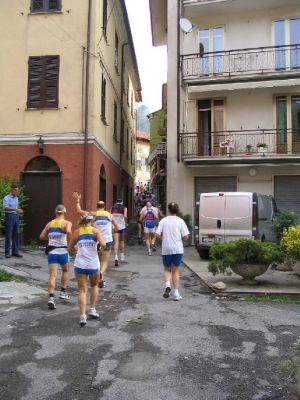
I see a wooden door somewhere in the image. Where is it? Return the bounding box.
[21,172,62,245]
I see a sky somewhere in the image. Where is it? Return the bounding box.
[125,0,167,113]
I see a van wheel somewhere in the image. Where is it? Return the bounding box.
[199,250,209,260]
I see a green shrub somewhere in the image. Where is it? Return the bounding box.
[208,238,284,276]
[272,211,298,243]
[280,225,300,261]
[177,212,192,231]
[0,175,28,233]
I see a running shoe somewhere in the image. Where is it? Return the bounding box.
[115,259,119,266]
[121,254,125,261]
[148,251,152,256]
[59,291,70,300]
[48,297,56,309]
[138,237,142,244]
[163,287,171,298]
[79,314,87,326]
[98,280,106,288]
[174,294,182,301]
[89,308,99,319]
[151,244,156,252]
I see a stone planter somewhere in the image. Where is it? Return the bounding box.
[230,263,269,285]
[292,261,300,276]
[258,147,267,155]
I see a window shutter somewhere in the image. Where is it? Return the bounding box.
[28,57,42,108]
[45,57,59,107]
[28,56,59,108]
[32,0,44,11]
[49,0,60,11]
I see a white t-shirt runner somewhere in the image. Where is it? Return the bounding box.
[156,215,189,255]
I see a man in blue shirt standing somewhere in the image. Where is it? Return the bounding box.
[2,184,23,258]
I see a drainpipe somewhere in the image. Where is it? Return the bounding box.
[83,0,92,209]
[177,0,181,162]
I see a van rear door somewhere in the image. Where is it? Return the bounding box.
[224,193,253,241]
[199,193,226,247]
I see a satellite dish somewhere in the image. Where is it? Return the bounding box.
[179,18,194,34]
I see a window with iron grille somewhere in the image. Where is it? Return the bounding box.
[113,101,118,139]
[101,74,106,119]
[27,56,59,109]
[102,0,108,37]
[31,0,61,12]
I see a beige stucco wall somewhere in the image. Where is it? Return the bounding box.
[0,0,137,178]
[165,1,300,220]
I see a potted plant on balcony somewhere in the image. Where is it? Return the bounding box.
[208,238,284,285]
[257,142,268,155]
[245,144,253,155]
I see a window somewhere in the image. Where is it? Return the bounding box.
[122,62,126,92]
[199,27,223,75]
[131,91,134,118]
[31,0,61,12]
[102,0,108,37]
[114,32,119,69]
[127,77,130,103]
[276,95,300,153]
[113,101,118,139]
[101,74,106,120]
[121,118,125,151]
[136,160,141,170]
[126,128,129,159]
[27,56,59,109]
[274,19,300,69]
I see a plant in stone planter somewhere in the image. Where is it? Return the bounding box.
[177,212,192,246]
[245,144,253,154]
[208,238,284,285]
[280,225,300,276]
[272,211,298,243]
[256,142,268,148]
[280,225,300,262]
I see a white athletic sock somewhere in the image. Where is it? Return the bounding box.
[165,281,171,288]
[115,255,118,260]
[174,289,179,296]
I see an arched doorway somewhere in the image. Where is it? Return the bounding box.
[21,156,61,245]
[99,164,106,204]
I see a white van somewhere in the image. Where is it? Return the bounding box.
[194,192,279,259]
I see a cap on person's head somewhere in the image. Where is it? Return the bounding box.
[97,201,105,208]
[11,184,19,189]
[55,205,67,214]
[116,199,123,205]
[81,213,93,221]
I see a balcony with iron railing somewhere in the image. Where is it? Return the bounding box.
[148,142,167,165]
[181,44,300,82]
[180,129,300,163]
[183,0,299,19]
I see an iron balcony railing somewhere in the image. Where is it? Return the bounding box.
[148,142,167,165]
[181,44,300,79]
[180,129,300,159]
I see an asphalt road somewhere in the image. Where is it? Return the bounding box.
[0,223,300,400]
